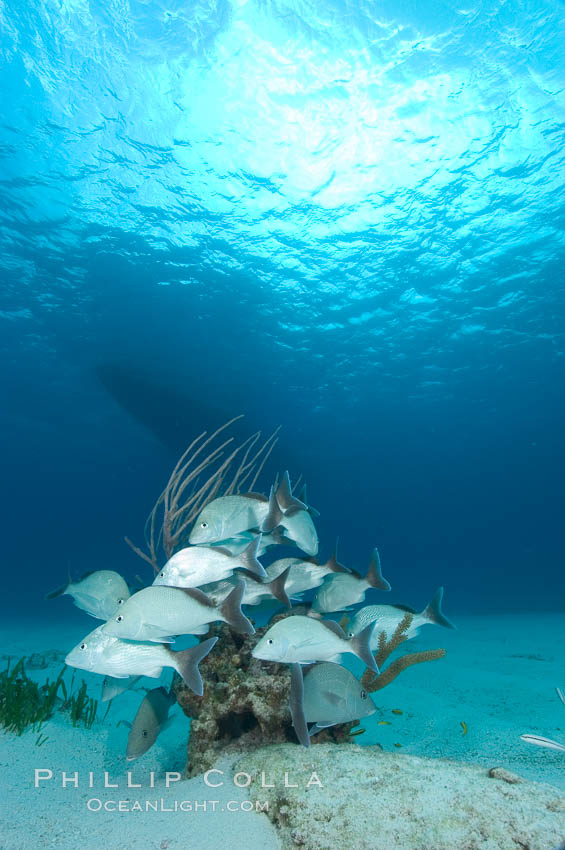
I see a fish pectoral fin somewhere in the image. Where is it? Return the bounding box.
[321,691,345,708]
[308,722,336,736]
[142,624,177,642]
[292,636,322,651]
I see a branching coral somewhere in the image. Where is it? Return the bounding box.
[361,613,446,693]
[125,415,280,571]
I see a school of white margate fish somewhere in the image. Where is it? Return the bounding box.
[55,470,455,757]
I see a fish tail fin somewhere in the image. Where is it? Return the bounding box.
[239,535,266,579]
[350,623,379,673]
[170,637,217,696]
[220,581,255,634]
[366,548,391,591]
[289,663,310,748]
[261,486,283,533]
[421,587,456,630]
[269,566,291,608]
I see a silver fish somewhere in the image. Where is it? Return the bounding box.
[303,662,376,734]
[312,549,391,613]
[279,508,319,556]
[46,570,131,620]
[65,626,217,695]
[103,583,253,642]
[205,527,291,557]
[204,566,291,608]
[189,493,275,544]
[266,551,347,599]
[252,615,378,672]
[153,536,265,589]
[126,686,177,761]
[287,661,376,747]
[347,587,455,649]
[101,675,142,702]
[520,734,565,753]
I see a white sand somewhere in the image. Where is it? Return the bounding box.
[0,611,563,849]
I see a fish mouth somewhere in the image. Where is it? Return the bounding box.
[64,654,86,669]
[251,646,273,661]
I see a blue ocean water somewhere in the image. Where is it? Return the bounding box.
[1,0,565,622]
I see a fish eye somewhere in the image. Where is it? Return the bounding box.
[361,689,367,700]
[142,730,148,737]
[117,598,124,605]
[80,643,86,650]
[116,615,123,622]
[200,522,208,528]
[267,639,273,645]
[160,571,165,577]
[348,632,354,638]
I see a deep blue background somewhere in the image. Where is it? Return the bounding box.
[1,0,564,616]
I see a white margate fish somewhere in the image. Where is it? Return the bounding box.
[252,615,379,672]
[205,527,292,557]
[203,566,291,608]
[287,661,377,747]
[266,551,348,599]
[46,570,131,620]
[152,536,266,589]
[346,587,455,649]
[102,582,254,642]
[279,508,319,556]
[303,662,377,735]
[65,626,217,695]
[189,493,276,544]
[311,549,391,613]
[189,473,319,555]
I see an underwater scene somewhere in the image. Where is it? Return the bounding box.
[1,0,564,848]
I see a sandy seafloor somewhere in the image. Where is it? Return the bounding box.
[0,611,563,850]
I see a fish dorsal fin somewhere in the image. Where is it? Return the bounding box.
[276,471,308,514]
[261,486,283,533]
[324,550,349,574]
[347,567,363,580]
[177,587,216,608]
[321,619,346,639]
[79,570,96,579]
[213,546,236,557]
[241,492,268,502]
